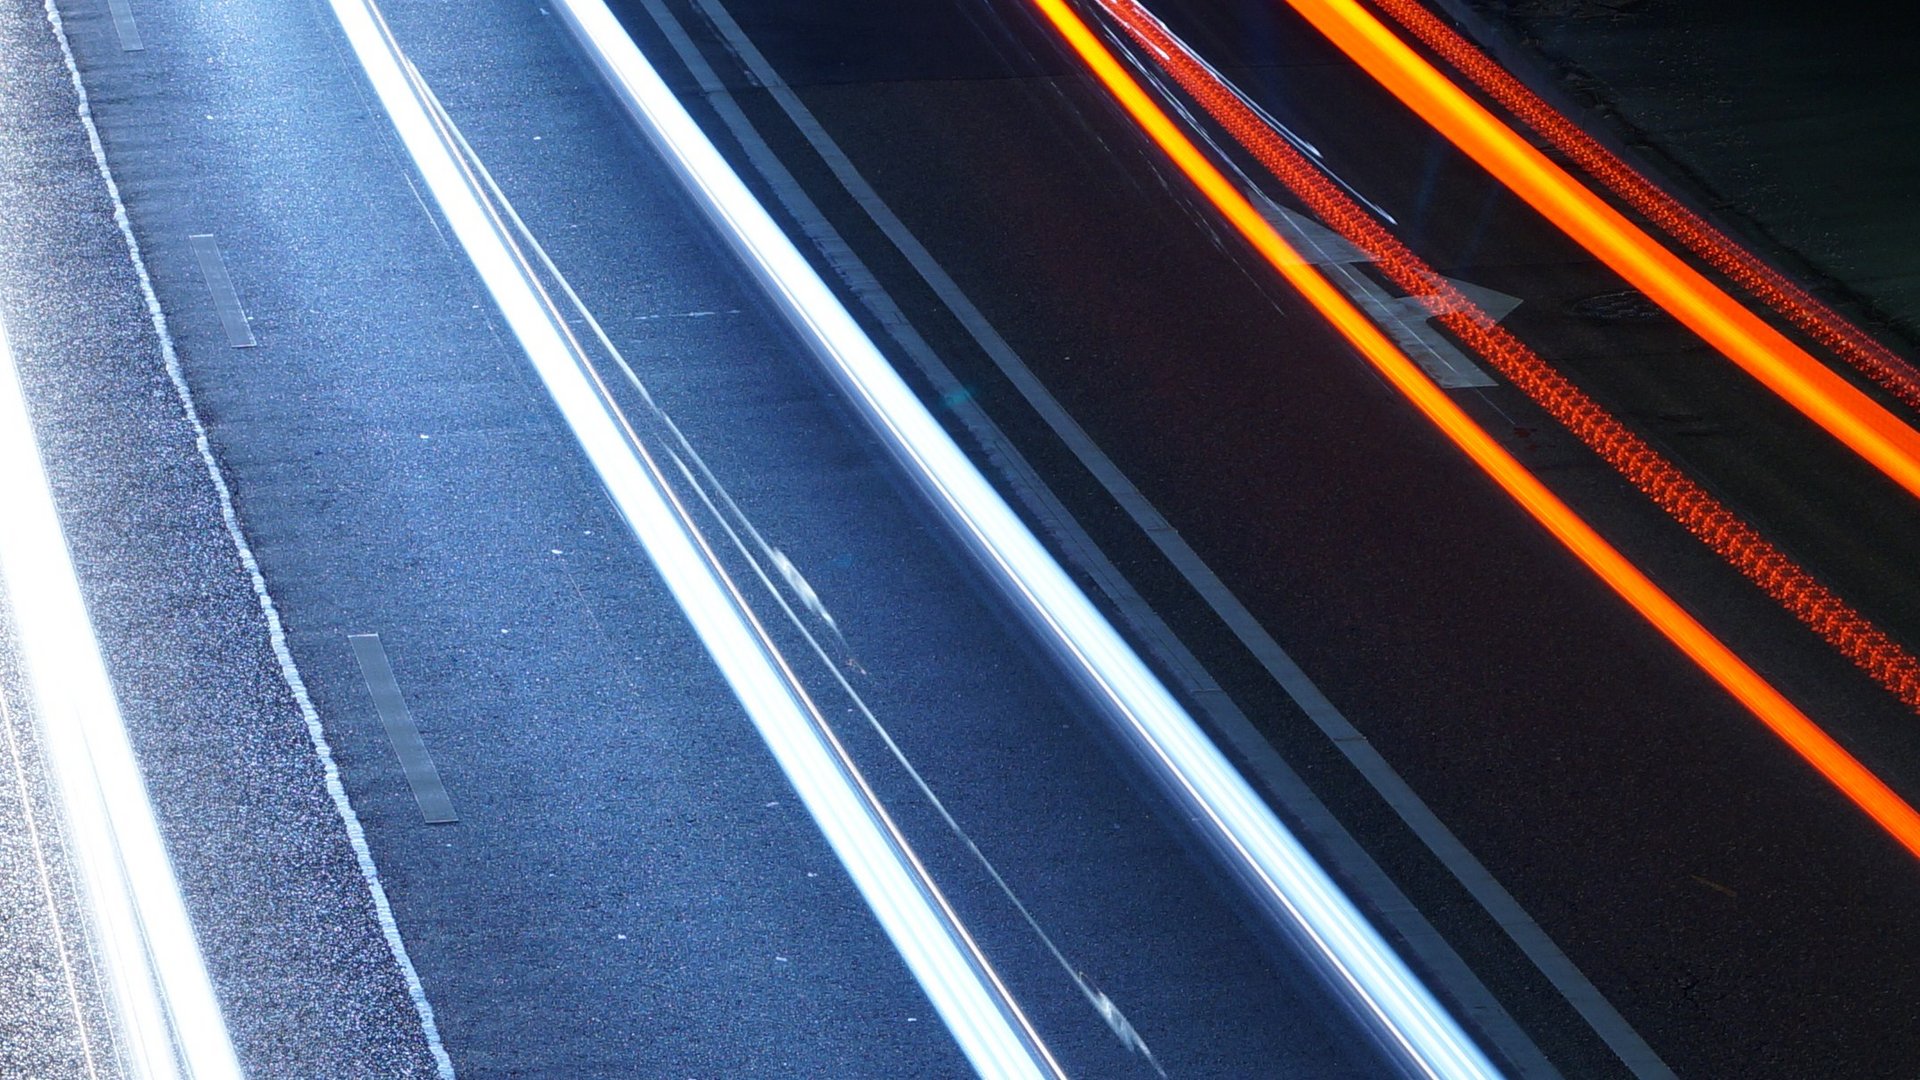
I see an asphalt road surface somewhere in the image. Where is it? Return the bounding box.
[2,0,1918,1077]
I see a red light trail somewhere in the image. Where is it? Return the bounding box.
[1368,0,1920,416]
[1278,0,1920,505]
[1027,0,1920,858]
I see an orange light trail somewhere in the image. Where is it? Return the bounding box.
[1276,0,1920,503]
[1026,0,1920,858]
[1090,0,1920,709]
[1368,0,1920,415]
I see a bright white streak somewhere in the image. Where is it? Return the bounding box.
[553,1,1501,1076]
[321,1,1052,1076]
[0,317,244,1079]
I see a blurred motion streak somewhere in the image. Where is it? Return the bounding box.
[325,0,1061,1072]
[1090,0,1920,711]
[557,1,1503,1075]
[1278,0,1920,501]
[1367,0,1920,414]
[0,309,243,1078]
[1027,0,1920,858]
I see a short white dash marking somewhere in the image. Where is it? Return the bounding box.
[105,0,142,50]
[187,234,256,348]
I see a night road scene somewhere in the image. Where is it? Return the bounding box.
[0,0,1916,1076]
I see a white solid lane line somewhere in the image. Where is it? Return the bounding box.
[555,1,1502,1077]
[658,0,1641,1069]
[0,311,244,1079]
[322,0,1058,1076]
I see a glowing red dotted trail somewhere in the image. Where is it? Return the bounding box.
[1091,0,1920,712]
[1368,0,1920,415]
[1027,0,1920,859]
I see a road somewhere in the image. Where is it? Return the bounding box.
[1,0,1917,1077]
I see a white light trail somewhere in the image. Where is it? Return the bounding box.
[552,1,1501,1076]
[0,314,244,1079]
[321,0,1058,1075]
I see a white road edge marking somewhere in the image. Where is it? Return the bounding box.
[42,0,457,1074]
[0,316,242,1078]
[665,2,1664,1075]
[324,1,1058,1076]
[555,2,1501,1077]
[630,3,1553,1074]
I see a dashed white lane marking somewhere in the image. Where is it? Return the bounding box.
[348,635,458,825]
[105,0,142,51]
[43,0,458,1073]
[187,235,256,348]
